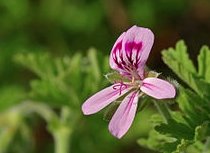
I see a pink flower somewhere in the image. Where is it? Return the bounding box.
[82,25,176,139]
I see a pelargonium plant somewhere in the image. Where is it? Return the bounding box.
[82,25,176,139]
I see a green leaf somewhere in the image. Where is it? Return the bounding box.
[138,114,180,153]
[82,48,109,98]
[87,48,101,81]
[162,40,210,98]
[29,79,77,107]
[14,52,81,107]
[138,129,178,153]
[162,40,199,92]
[173,139,193,153]
[14,52,56,79]
[14,49,109,108]
[162,40,196,73]
[194,79,210,99]
[177,87,210,127]
[198,46,210,83]
[186,141,204,153]
[194,122,210,141]
[155,119,194,140]
[141,41,210,153]
[65,53,82,92]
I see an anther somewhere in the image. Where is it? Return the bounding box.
[132,76,135,83]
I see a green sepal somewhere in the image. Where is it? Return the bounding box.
[104,71,130,83]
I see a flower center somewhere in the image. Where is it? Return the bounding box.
[130,76,142,89]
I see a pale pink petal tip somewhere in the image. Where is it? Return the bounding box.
[140,78,176,99]
[109,25,155,79]
[82,84,131,115]
[108,91,139,139]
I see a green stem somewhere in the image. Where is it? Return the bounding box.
[153,100,171,123]
[53,126,72,153]
[0,111,22,153]
[52,107,75,153]
[16,102,73,153]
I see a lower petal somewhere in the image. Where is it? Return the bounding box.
[140,78,176,99]
[108,91,139,139]
[82,83,131,115]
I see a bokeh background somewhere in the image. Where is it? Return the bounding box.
[0,0,210,153]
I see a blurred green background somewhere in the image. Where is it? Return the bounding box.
[0,0,210,153]
[1,0,210,84]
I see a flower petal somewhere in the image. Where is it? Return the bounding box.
[108,91,139,139]
[110,32,126,71]
[122,25,154,78]
[109,25,154,79]
[82,83,131,115]
[140,78,176,99]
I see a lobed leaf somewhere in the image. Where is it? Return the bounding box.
[162,40,210,98]
[140,40,210,153]
[14,49,109,108]
[198,46,210,83]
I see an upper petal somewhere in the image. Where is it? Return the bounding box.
[108,91,139,139]
[122,26,154,78]
[140,78,176,99]
[109,25,154,79]
[82,83,131,115]
[110,32,126,71]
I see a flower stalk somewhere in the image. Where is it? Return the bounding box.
[50,107,75,153]
[15,101,74,153]
[53,126,72,153]
[153,100,172,123]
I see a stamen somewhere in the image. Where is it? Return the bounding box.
[132,76,135,83]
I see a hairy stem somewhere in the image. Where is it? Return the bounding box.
[153,100,172,123]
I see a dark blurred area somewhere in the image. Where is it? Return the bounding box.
[0,0,210,153]
[1,0,210,83]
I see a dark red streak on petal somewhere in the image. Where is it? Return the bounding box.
[112,41,124,69]
[125,41,143,68]
[122,91,137,118]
